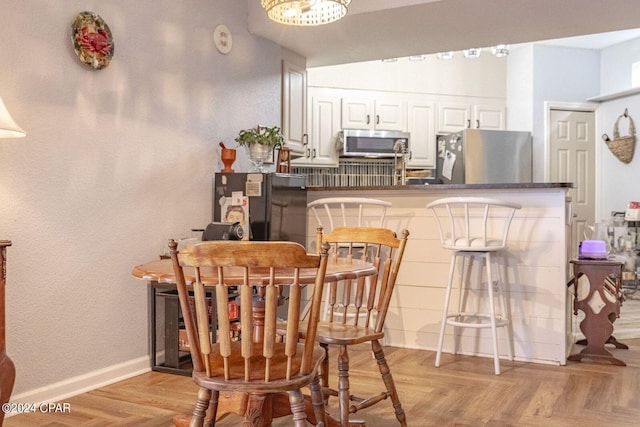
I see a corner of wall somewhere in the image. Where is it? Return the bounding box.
[281,48,307,69]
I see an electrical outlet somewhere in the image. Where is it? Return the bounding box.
[492,281,500,293]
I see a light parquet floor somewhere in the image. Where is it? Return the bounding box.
[6,339,640,427]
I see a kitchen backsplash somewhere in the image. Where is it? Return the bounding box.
[291,159,394,187]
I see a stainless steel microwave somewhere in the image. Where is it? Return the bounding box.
[340,129,410,158]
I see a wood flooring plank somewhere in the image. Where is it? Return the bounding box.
[6,339,640,426]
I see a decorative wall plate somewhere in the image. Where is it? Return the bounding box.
[213,24,232,54]
[71,11,114,70]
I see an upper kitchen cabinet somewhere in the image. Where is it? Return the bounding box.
[473,104,506,129]
[292,87,340,167]
[341,96,405,131]
[406,99,436,168]
[282,60,307,155]
[437,99,506,133]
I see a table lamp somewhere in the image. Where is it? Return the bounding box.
[0,95,26,138]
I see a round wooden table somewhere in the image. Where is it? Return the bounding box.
[132,256,377,427]
[132,257,376,286]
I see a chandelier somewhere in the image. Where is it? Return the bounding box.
[261,0,350,26]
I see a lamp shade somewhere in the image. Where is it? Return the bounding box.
[0,95,25,138]
[262,0,350,26]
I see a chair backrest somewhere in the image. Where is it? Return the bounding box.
[169,240,329,381]
[426,197,521,252]
[316,226,409,332]
[308,197,392,233]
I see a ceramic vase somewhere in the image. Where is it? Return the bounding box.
[221,148,236,173]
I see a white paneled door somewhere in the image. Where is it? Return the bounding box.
[549,109,596,259]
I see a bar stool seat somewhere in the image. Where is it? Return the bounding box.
[427,197,521,375]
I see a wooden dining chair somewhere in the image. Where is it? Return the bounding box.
[307,226,410,427]
[169,239,330,427]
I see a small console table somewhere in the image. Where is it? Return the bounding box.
[0,240,15,425]
[569,258,626,366]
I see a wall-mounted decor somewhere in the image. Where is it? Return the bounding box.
[604,109,636,164]
[71,11,114,70]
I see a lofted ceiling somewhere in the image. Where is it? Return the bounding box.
[247,0,640,67]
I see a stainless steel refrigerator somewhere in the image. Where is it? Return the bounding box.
[435,129,532,184]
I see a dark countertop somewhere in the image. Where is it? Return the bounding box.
[307,182,574,191]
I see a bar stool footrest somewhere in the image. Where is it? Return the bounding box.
[446,313,509,329]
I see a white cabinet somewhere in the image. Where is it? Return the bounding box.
[281,61,307,155]
[341,97,405,131]
[437,102,471,133]
[473,104,506,130]
[292,89,340,167]
[300,87,506,168]
[406,100,436,168]
[437,101,505,132]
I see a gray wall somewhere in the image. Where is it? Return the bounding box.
[0,0,281,400]
[507,36,640,221]
[506,44,600,182]
[598,38,640,218]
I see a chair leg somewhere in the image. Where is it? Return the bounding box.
[205,390,219,426]
[320,342,330,400]
[485,253,501,375]
[372,339,407,427]
[190,387,212,427]
[337,345,351,427]
[495,253,514,361]
[455,254,473,355]
[435,253,458,367]
[309,374,328,426]
[289,388,310,427]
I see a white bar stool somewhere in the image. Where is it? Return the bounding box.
[306,197,393,323]
[308,197,392,232]
[427,197,521,375]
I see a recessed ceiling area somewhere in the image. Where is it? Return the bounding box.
[534,28,640,50]
[247,0,640,67]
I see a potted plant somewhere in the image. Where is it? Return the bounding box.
[235,125,285,172]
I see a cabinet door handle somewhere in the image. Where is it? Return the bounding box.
[312,148,316,158]
[409,151,413,160]
[305,148,311,158]
[476,120,480,128]
[366,114,370,125]
[376,114,380,125]
[303,133,308,145]
[467,119,471,128]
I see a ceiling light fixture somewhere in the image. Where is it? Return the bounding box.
[491,44,510,57]
[463,48,482,58]
[262,0,350,26]
[436,51,454,60]
[409,55,426,61]
[381,58,398,63]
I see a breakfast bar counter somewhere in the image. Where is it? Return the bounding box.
[307,182,572,192]
[305,183,574,365]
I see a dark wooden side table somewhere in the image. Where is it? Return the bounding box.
[0,240,15,425]
[568,258,626,366]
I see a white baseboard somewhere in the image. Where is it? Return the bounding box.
[9,356,151,408]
